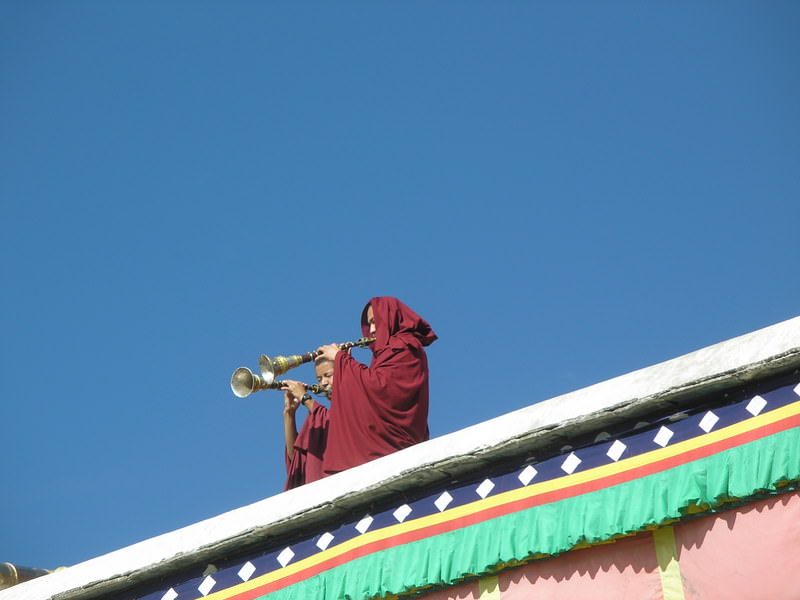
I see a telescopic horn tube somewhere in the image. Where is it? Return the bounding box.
[230,367,331,398]
[257,337,375,385]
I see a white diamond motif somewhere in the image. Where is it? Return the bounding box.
[161,589,178,600]
[476,478,495,499]
[607,440,627,462]
[238,561,256,582]
[795,383,800,397]
[435,491,453,512]
[198,575,216,596]
[277,547,295,568]
[746,395,767,416]
[316,532,335,551]
[654,426,674,447]
[699,411,719,433]
[393,504,412,522]
[355,515,373,534]
[518,465,538,486]
[561,452,581,474]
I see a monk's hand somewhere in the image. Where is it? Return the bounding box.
[316,343,340,362]
[282,380,305,415]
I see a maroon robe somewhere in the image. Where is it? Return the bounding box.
[323,297,437,475]
[284,402,329,490]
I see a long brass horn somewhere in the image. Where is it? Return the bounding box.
[0,563,52,591]
[257,337,375,385]
[230,367,330,398]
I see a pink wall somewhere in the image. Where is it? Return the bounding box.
[420,490,800,600]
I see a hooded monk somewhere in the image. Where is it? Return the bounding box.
[316,297,437,475]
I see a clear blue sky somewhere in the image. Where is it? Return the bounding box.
[2,2,798,570]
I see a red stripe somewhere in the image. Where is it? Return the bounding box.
[227,413,799,600]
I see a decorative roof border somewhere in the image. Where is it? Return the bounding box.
[3,316,799,600]
[139,377,800,600]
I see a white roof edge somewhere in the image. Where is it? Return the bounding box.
[5,315,800,600]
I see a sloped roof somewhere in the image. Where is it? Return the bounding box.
[3,316,800,600]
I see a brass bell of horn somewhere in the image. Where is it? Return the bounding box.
[258,337,375,384]
[230,366,332,398]
[230,367,270,398]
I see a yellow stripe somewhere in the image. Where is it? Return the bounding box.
[653,526,686,600]
[205,402,799,599]
[478,574,501,599]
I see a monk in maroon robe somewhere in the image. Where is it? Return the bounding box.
[317,297,437,475]
[281,358,334,489]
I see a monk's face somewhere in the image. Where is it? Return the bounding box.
[315,359,334,396]
[366,304,376,336]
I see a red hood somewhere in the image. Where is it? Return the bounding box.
[361,296,437,350]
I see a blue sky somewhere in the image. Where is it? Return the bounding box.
[2,2,798,570]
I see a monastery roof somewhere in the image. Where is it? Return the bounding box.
[3,315,800,600]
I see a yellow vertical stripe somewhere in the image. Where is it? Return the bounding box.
[653,526,686,600]
[478,574,501,600]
